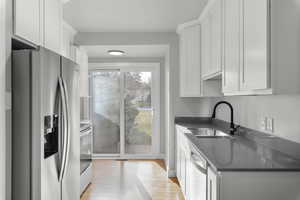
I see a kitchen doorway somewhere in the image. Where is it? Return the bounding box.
[90,63,160,159]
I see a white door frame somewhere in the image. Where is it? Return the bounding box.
[0,0,6,198]
[90,63,161,159]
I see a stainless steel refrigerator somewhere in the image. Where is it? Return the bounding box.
[12,47,80,200]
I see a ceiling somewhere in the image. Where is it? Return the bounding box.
[63,0,208,32]
[83,45,168,58]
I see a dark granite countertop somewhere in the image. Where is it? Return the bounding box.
[175,117,300,172]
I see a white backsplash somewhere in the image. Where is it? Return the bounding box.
[210,95,300,144]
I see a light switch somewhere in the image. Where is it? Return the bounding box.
[260,117,267,131]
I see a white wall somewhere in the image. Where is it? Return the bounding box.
[0,0,6,198]
[75,32,211,175]
[211,95,300,144]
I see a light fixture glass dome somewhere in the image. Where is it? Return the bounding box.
[108,50,125,56]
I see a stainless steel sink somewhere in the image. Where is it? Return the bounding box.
[188,128,232,138]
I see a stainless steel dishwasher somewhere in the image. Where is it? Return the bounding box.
[189,151,207,200]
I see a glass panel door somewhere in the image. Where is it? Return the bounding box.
[90,64,160,157]
[91,70,121,154]
[124,72,153,154]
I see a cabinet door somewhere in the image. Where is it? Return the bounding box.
[176,128,181,181]
[180,25,201,97]
[14,0,40,45]
[208,167,218,200]
[201,17,211,77]
[241,0,269,91]
[223,0,240,93]
[185,155,191,200]
[62,26,71,58]
[187,25,201,97]
[180,150,186,194]
[210,0,222,75]
[80,51,89,97]
[176,147,181,181]
[44,0,62,53]
[179,31,188,96]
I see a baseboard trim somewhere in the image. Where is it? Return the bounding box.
[92,154,165,160]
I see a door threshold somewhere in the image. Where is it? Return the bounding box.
[92,154,165,160]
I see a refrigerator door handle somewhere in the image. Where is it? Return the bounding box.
[58,77,68,181]
[60,78,71,181]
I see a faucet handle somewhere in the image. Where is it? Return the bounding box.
[234,125,242,135]
[230,125,240,135]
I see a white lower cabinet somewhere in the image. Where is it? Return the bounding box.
[176,128,181,182]
[176,125,300,200]
[179,150,186,194]
[207,167,218,200]
[176,126,191,199]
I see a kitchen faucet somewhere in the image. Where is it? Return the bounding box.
[212,101,236,135]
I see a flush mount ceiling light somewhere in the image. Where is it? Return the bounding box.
[108,50,125,56]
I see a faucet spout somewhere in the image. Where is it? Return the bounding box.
[212,101,236,135]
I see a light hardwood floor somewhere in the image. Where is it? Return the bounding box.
[80,160,185,200]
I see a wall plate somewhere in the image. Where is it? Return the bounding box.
[266,117,274,133]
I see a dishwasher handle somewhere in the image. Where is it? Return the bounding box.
[191,152,207,174]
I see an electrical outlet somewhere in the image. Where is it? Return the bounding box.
[266,117,274,133]
[260,117,267,131]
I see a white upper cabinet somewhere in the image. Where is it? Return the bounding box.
[80,52,89,97]
[14,0,64,55]
[178,23,201,97]
[241,0,269,91]
[61,21,77,60]
[75,48,89,97]
[198,0,272,96]
[201,0,222,79]
[44,0,63,54]
[210,0,222,76]
[177,17,222,98]
[222,0,270,95]
[201,17,211,78]
[14,0,40,45]
[222,0,240,93]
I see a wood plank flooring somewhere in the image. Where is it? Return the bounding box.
[80,160,184,200]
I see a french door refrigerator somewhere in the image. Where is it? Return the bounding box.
[12,47,80,200]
